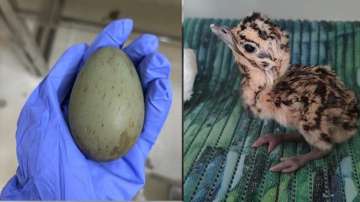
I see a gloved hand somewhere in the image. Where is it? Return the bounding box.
[0,19,172,200]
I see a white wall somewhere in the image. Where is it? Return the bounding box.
[184,0,360,20]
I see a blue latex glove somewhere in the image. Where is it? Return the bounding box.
[0,19,172,200]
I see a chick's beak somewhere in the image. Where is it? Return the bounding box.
[210,24,235,49]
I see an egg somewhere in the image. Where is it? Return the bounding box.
[68,47,144,161]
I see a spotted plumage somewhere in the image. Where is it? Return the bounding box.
[211,13,359,172]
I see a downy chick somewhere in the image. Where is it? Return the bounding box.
[211,13,359,173]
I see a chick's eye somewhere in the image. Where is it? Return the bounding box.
[244,44,256,53]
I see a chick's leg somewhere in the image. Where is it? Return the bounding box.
[270,147,330,173]
[252,132,304,153]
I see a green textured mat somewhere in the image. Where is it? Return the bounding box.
[183,18,360,202]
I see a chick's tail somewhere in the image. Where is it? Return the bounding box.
[330,97,359,143]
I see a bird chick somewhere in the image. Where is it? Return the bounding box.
[211,13,359,173]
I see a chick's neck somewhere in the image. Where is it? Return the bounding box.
[239,51,290,92]
[240,65,276,91]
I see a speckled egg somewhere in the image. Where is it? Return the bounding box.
[68,47,144,161]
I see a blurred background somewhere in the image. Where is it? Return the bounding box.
[0,0,181,200]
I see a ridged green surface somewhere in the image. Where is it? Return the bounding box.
[184,18,360,202]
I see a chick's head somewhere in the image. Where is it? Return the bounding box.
[211,13,290,82]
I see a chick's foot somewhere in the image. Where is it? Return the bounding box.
[252,132,303,153]
[270,148,330,173]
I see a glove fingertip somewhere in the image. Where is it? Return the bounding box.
[141,34,159,47]
[118,18,134,28]
[123,34,159,63]
[105,19,134,41]
[153,51,170,65]
[137,52,172,89]
[147,78,172,102]
[60,43,88,60]
[83,19,134,61]
[64,42,88,52]
[70,42,88,52]
[49,43,88,77]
